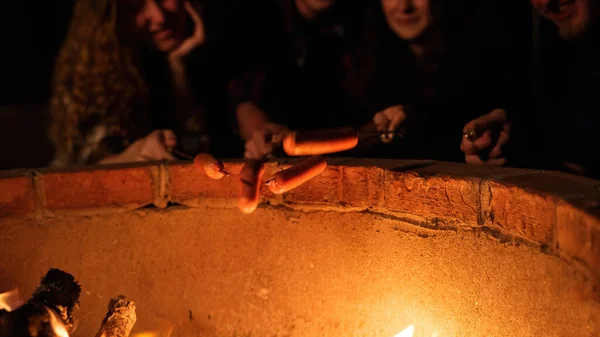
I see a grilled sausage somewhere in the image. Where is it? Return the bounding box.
[266,156,327,194]
[283,127,359,156]
[194,153,229,180]
[238,160,266,214]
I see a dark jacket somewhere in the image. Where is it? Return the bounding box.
[528,17,600,178]
[344,2,519,161]
[227,0,364,131]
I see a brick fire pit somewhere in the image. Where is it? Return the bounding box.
[0,159,599,336]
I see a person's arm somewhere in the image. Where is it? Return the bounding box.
[48,90,78,167]
[236,101,271,141]
[167,1,208,128]
[460,108,511,166]
[98,130,177,164]
[228,66,288,159]
[458,42,519,166]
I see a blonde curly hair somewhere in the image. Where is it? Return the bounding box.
[49,0,150,165]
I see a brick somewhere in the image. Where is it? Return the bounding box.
[483,181,555,244]
[384,171,479,223]
[41,166,154,210]
[495,171,600,202]
[168,162,242,203]
[0,176,36,217]
[283,166,341,204]
[167,162,280,205]
[556,201,600,274]
[340,166,384,208]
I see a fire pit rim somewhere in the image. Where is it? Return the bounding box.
[1,158,599,300]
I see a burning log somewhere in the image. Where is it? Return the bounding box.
[0,268,81,337]
[28,268,81,330]
[94,296,136,337]
[0,270,138,337]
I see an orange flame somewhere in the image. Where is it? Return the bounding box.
[131,333,159,337]
[131,328,173,337]
[393,324,415,337]
[0,289,24,312]
[130,317,174,337]
[46,307,69,337]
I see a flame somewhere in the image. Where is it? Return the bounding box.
[131,329,174,337]
[130,317,174,337]
[393,324,415,337]
[131,333,159,337]
[0,289,24,312]
[46,307,69,337]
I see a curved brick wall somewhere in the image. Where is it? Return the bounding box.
[1,158,599,297]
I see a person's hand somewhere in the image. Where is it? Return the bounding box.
[244,123,288,160]
[169,1,205,61]
[124,129,177,162]
[373,105,407,143]
[460,109,511,166]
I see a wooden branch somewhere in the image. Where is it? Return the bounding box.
[94,296,136,337]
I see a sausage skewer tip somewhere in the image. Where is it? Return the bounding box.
[194,153,230,180]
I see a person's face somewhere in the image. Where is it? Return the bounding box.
[295,0,336,19]
[122,0,188,52]
[381,0,433,41]
[530,0,594,39]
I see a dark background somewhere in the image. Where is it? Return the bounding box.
[0,0,533,170]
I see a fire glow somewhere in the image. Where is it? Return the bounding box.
[0,288,70,337]
[393,324,441,337]
[0,289,23,312]
[46,307,69,337]
[3,287,430,337]
[394,324,415,337]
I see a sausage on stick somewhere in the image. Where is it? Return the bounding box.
[238,160,266,214]
[194,153,229,180]
[283,127,359,156]
[265,156,327,194]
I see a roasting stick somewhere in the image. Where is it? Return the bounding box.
[224,126,405,214]
[281,127,407,157]
[261,127,404,195]
[360,130,406,138]
[172,148,194,160]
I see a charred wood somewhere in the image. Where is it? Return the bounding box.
[0,268,80,337]
[94,296,136,337]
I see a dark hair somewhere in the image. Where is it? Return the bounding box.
[49,0,151,164]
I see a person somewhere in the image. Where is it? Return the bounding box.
[344,0,515,163]
[527,0,600,178]
[228,0,364,159]
[49,0,235,166]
